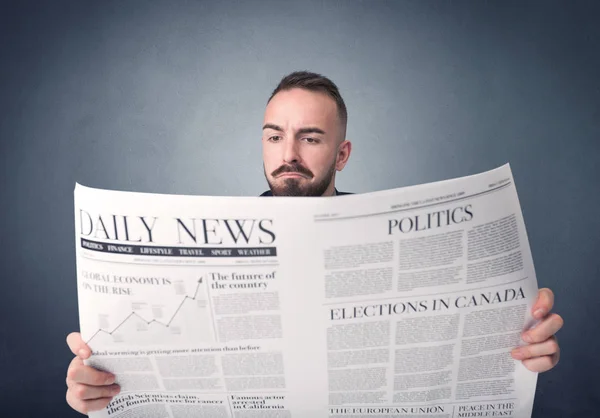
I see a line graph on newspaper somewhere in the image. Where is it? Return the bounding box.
[79,265,216,347]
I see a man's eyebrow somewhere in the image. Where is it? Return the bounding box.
[297,127,326,135]
[262,124,327,135]
[262,123,283,131]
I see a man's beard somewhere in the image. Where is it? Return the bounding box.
[265,161,336,197]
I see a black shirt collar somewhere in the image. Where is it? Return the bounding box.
[259,188,350,197]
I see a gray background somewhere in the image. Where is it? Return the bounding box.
[1,0,598,416]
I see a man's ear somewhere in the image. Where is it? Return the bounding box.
[335,140,352,171]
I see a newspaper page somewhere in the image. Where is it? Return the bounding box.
[74,163,538,418]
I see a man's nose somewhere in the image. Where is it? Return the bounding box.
[283,138,301,163]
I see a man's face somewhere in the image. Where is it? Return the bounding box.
[262,88,350,196]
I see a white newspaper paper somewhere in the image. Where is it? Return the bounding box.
[74,164,539,418]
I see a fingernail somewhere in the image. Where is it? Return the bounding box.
[112,387,120,395]
[105,376,115,385]
[512,349,524,360]
[534,309,546,319]
[78,349,89,358]
[522,333,532,343]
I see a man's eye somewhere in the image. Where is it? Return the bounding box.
[269,136,282,142]
[303,137,318,144]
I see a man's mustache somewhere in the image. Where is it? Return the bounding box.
[272,163,314,178]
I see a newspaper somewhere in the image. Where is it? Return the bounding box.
[74,163,539,418]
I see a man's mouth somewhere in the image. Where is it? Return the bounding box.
[277,172,308,179]
[272,164,314,179]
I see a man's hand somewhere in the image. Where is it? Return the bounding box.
[65,332,121,415]
[511,288,563,372]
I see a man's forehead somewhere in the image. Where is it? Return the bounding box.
[263,88,339,129]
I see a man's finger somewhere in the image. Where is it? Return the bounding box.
[67,362,116,386]
[511,336,559,360]
[66,332,91,359]
[521,351,560,373]
[66,356,83,388]
[532,288,554,320]
[66,390,113,415]
[68,354,83,370]
[71,382,121,401]
[523,313,564,343]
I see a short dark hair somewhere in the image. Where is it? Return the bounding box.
[268,71,347,133]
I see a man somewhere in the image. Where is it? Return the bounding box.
[65,71,564,415]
